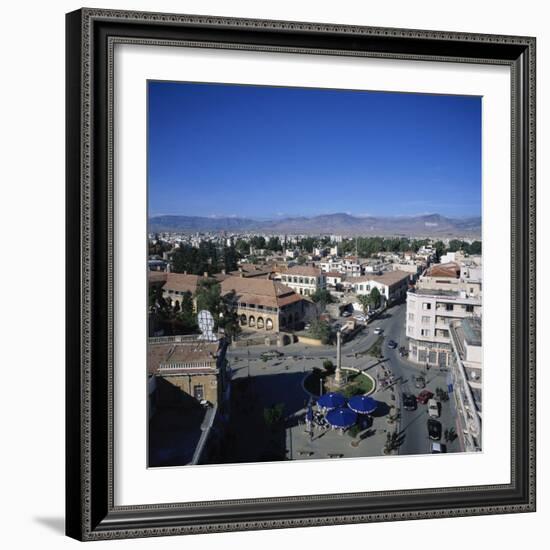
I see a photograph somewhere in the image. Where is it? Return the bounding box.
[146,81,483,467]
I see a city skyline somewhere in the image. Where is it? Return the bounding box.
[148,81,482,219]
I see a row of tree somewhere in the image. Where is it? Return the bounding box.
[171,242,240,276]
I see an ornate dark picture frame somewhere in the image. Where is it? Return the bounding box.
[66,8,536,541]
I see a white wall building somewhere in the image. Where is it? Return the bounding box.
[279,265,326,296]
[351,270,410,305]
[406,288,481,367]
[449,317,482,452]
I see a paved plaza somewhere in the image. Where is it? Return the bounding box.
[215,301,462,464]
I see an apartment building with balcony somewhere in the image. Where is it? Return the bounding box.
[406,287,481,367]
[449,317,482,452]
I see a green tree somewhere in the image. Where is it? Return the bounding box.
[357,294,370,313]
[263,403,285,427]
[469,241,482,255]
[368,287,382,309]
[296,256,306,265]
[195,279,223,323]
[323,360,335,375]
[308,319,331,344]
[310,289,334,310]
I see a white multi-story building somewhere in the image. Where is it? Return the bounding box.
[406,288,481,367]
[279,265,326,296]
[340,256,364,278]
[449,317,482,452]
[351,270,410,305]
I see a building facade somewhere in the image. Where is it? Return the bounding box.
[279,265,326,296]
[449,317,482,452]
[351,270,410,305]
[406,288,482,367]
[220,276,307,332]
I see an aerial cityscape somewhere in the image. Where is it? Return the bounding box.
[147,81,482,467]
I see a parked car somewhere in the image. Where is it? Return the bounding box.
[399,346,408,357]
[414,375,426,389]
[342,310,352,317]
[260,350,284,360]
[353,313,367,322]
[304,323,311,331]
[417,389,434,404]
[428,399,441,418]
[373,327,384,335]
[430,442,447,453]
[427,419,442,440]
[402,393,417,411]
[387,339,398,349]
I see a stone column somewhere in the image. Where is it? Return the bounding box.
[335,330,342,387]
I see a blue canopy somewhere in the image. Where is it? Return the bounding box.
[348,395,378,415]
[326,407,357,429]
[317,392,346,410]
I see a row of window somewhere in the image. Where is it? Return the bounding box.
[282,275,322,285]
[421,302,476,313]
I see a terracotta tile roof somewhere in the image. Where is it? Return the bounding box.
[148,341,220,375]
[285,265,321,277]
[148,271,168,285]
[353,270,410,287]
[426,262,461,278]
[324,271,343,278]
[220,275,304,309]
[162,273,203,294]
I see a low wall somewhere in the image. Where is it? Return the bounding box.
[296,335,325,346]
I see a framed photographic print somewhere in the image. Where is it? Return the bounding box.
[66,8,536,541]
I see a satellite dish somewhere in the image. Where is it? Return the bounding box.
[197,310,217,341]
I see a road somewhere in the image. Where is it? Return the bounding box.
[226,301,460,457]
[369,302,461,455]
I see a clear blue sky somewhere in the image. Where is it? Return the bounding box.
[148,81,481,219]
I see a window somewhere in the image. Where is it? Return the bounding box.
[422,315,430,324]
[422,303,432,310]
[445,303,454,311]
[407,325,413,335]
[466,304,474,313]
[421,329,431,337]
[408,313,414,321]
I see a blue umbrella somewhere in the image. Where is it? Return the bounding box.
[326,407,357,429]
[317,392,346,410]
[348,395,378,415]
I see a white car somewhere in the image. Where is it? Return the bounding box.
[428,399,440,418]
[373,327,383,335]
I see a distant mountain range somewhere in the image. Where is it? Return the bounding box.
[148,213,481,238]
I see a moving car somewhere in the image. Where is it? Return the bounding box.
[427,418,442,440]
[387,339,398,349]
[430,442,447,453]
[428,398,440,418]
[417,389,434,404]
[260,350,284,360]
[414,375,426,389]
[402,393,417,411]
[373,327,384,335]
